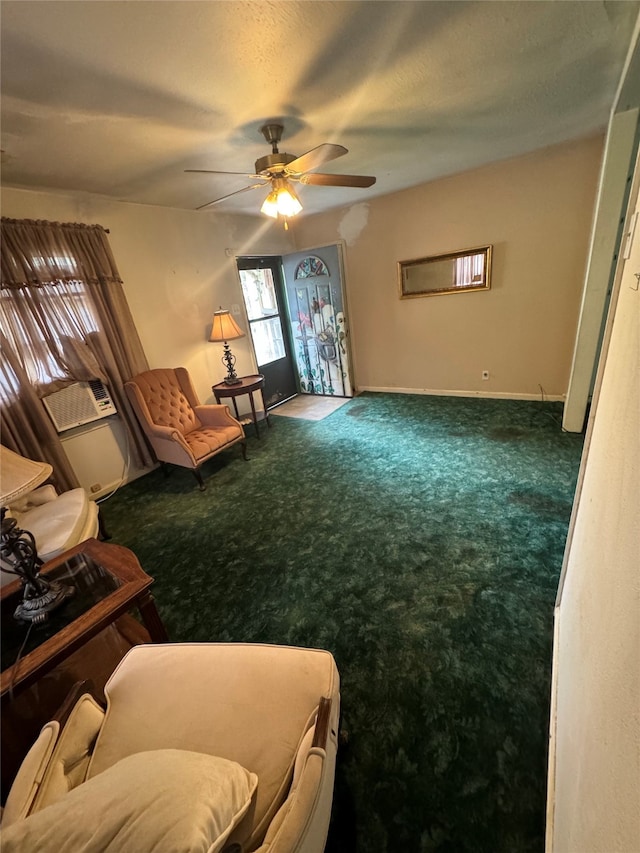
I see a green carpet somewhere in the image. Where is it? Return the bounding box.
[102,392,583,852]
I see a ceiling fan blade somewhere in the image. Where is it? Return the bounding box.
[196,183,265,210]
[285,143,348,175]
[299,173,376,188]
[186,169,264,178]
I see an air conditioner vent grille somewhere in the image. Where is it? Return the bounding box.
[42,380,117,432]
[89,378,108,400]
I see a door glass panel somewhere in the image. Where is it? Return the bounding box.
[236,256,298,407]
[239,269,279,320]
[249,317,286,366]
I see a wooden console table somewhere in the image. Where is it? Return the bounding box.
[1,538,168,700]
[212,373,271,439]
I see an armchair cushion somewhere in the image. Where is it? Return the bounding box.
[1,749,258,853]
[185,425,244,458]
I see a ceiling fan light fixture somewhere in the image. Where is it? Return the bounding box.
[261,178,302,220]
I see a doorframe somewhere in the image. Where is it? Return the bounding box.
[235,254,299,406]
[281,239,358,396]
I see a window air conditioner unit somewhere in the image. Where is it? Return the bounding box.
[42,380,117,433]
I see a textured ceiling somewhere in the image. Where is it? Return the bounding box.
[1,1,637,218]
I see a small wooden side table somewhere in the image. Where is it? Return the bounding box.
[212,374,271,439]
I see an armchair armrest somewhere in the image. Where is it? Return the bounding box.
[311,697,332,750]
[9,485,59,513]
[52,680,104,728]
[143,422,187,443]
[26,485,59,506]
[195,404,243,429]
[254,697,337,853]
[1,681,106,827]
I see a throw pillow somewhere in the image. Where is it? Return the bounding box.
[0,748,258,853]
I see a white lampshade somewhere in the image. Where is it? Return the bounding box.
[0,446,53,505]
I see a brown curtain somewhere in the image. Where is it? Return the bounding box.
[0,332,79,492]
[1,217,154,483]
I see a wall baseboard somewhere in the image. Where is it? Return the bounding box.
[357,386,565,402]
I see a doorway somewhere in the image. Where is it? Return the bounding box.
[281,244,353,397]
[236,257,298,408]
[237,244,354,407]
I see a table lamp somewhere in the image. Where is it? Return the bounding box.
[209,308,246,385]
[0,446,74,623]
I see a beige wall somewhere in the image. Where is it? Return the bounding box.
[293,135,604,399]
[3,135,602,403]
[1,187,293,405]
[547,168,639,851]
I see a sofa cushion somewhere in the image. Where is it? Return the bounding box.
[1,749,258,853]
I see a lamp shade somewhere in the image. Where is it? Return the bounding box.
[0,446,53,505]
[209,309,245,343]
[260,190,279,219]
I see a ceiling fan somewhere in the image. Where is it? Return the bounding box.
[186,123,376,222]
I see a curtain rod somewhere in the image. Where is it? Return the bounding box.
[1,217,110,233]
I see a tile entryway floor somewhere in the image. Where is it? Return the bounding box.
[269,395,351,421]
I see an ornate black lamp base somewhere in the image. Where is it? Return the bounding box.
[1,508,75,625]
[14,579,75,625]
[221,342,242,385]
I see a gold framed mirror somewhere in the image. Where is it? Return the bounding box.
[398,245,492,299]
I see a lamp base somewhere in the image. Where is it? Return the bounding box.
[220,343,242,386]
[14,579,75,625]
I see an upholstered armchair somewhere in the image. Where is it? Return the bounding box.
[1,643,341,853]
[125,367,247,490]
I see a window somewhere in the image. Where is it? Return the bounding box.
[238,267,286,366]
[0,279,101,396]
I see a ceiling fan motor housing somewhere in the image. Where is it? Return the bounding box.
[254,151,297,176]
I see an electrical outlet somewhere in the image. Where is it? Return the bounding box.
[231,303,241,316]
[90,483,101,493]
[482,370,490,380]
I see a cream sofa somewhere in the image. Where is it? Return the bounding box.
[1,643,341,853]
